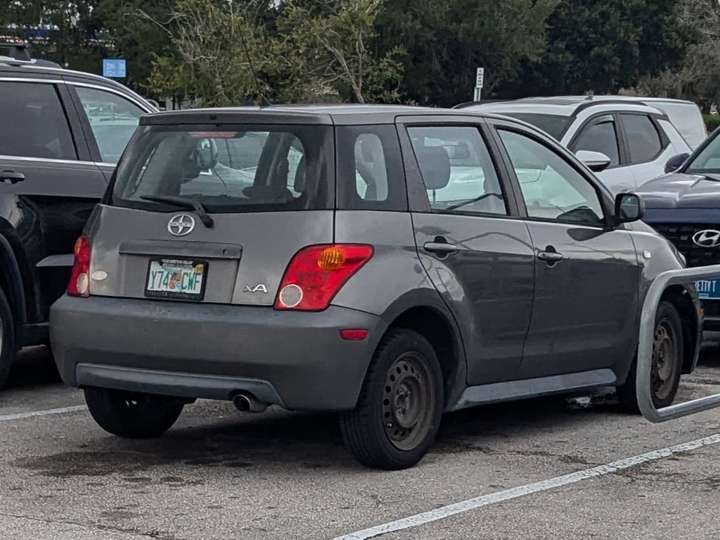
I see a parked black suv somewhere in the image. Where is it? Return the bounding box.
[0,44,155,386]
[637,127,720,329]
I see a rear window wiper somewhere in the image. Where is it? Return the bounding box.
[140,195,214,228]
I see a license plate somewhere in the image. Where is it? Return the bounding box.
[696,279,720,300]
[145,259,207,300]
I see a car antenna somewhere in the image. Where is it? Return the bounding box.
[238,32,271,107]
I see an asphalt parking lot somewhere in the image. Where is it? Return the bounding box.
[3,348,720,540]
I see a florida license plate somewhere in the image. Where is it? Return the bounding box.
[145,259,207,300]
[696,279,720,300]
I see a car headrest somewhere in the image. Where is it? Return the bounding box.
[417,146,450,190]
[294,157,306,193]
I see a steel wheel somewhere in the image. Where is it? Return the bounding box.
[382,352,436,451]
[652,319,679,402]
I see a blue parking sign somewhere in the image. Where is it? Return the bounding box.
[102,58,127,79]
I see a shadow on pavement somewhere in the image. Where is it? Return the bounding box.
[5,346,61,389]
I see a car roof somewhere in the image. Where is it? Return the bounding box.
[457,95,679,117]
[141,104,488,126]
[0,61,155,110]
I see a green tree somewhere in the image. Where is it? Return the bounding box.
[375,0,559,106]
[144,0,275,106]
[629,0,720,110]
[94,0,177,91]
[0,0,106,72]
[502,0,690,97]
[277,0,404,103]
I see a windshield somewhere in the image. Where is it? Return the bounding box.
[686,132,720,174]
[112,125,333,212]
[500,113,572,140]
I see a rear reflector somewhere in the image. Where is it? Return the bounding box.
[340,329,369,341]
[275,244,373,311]
[67,236,91,297]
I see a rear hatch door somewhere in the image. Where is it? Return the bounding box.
[88,121,335,306]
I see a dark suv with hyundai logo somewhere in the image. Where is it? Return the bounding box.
[50,106,700,469]
[636,127,720,329]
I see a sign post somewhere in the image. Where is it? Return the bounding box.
[102,58,127,79]
[473,67,485,102]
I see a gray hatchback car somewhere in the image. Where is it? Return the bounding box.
[51,105,701,469]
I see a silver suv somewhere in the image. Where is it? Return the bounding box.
[51,106,700,469]
[461,96,702,194]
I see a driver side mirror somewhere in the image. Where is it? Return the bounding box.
[576,150,612,173]
[664,153,690,174]
[614,193,644,224]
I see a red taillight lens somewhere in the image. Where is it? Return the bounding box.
[275,244,373,311]
[67,236,91,297]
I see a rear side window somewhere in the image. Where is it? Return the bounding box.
[408,126,507,216]
[75,86,145,163]
[0,82,76,160]
[621,114,663,164]
[336,125,406,210]
[112,125,333,213]
[572,118,620,168]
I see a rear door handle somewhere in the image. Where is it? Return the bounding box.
[0,170,25,184]
[537,248,564,264]
[424,241,459,255]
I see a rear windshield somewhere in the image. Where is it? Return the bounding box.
[501,113,571,140]
[111,125,333,212]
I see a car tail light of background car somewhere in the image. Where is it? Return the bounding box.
[275,244,373,311]
[67,236,91,297]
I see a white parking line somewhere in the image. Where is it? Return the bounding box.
[0,405,87,423]
[336,433,720,540]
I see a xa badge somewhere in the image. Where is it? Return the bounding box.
[167,214,196,237]
[692,229,720,248]
[244,284,268,294]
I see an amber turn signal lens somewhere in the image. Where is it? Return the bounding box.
[317,246,346,271]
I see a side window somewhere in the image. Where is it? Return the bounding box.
[75,86,145,163]
[354,133,389,201]
[407,126,507,215]
[621,114,663,164]
[572,117,620,167]
[0,82,76,160]
[498,129,605,226]
[336,125,406,210]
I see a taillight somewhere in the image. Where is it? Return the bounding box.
[275,244,373,311]
[67,236,91,297]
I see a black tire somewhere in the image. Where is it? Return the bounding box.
[618,301,684,413]
[340,329,444,470]
[0,288,17,389]
[84,387,184,439]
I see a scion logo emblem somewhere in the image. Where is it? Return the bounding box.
[167,214,196,237]
[692,229,720,248]
[244,284,268,294]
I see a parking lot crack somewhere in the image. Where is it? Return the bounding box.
[0,510,183,540]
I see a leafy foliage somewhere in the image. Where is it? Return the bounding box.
[500,0,689,97]
[0,0,712,108]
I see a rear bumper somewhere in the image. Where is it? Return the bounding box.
[50,295,381,411]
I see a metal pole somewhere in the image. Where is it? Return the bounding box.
[637,264,720,422]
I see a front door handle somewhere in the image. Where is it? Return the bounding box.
[537,247,564,265]
[424,240,459,255]
[0,170,25,184]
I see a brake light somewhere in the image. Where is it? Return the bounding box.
[67,236,91,297]
[275,244,373,311]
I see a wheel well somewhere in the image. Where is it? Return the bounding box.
[386,306,460,405]
[662,285,698,374]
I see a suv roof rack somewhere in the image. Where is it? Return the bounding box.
[0,39,61,68]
